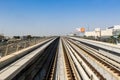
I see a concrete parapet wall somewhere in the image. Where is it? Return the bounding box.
[70,37,120,54]
[0,38,52,69]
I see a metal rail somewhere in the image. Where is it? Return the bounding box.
[68,38,120,80]
[62,39,76,80]
[63,38,102,80]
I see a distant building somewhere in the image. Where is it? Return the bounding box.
[84,25,120,38]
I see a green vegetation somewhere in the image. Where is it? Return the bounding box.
[108,36,116,44]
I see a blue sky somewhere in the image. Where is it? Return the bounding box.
[0,0,120,36]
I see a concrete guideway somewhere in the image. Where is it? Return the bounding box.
[63,38,101,80]
[55,38,67,80]
[0,36,120,80]
[70,37,120,57]
[68,37,120,80]
[0,38,57,80]
[0,38,54,70]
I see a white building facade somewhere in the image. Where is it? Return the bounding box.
[85,25,120,38]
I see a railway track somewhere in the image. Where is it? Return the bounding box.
[70,38,120,70]
[33,37,59,80]
[45,38,77,80]
[63,38,103,80]
[62,39,76,80]
[0,37,120,80]
[67,38,120,80]
[0,37,57,80]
